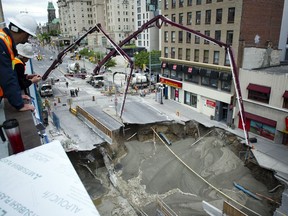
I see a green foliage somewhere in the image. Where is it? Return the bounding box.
[105,59,117,68]
[134,50,161,69]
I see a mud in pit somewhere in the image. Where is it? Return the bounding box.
[68,125,282,216]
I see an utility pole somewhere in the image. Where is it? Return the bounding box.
[149,52,152,92]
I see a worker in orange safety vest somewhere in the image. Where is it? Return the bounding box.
[0,14,37,111]
[14,43,41,95]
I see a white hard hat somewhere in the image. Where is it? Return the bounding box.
[8,14,37,37]
[16,43,34,58]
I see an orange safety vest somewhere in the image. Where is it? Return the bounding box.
[0,29,15,97]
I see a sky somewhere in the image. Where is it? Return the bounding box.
[2,0,59,25]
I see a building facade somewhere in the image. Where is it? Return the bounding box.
[134,0,160,51]
[159,0,284,131]
[238,65,288,145]
[57,0,94,38]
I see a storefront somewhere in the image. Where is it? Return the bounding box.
[238,112,277,140]
[159,76,182,101]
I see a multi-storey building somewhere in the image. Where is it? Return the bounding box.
[159,0,284,135]
[134,0,160,51]
[104,0,135,44]
[57,0,94,38]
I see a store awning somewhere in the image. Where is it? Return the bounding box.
[244,112,277,127]
[220,72,232,81]
[283,91,288,99]
[247,83,271,94]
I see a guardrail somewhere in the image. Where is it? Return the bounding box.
[75,106,113,143]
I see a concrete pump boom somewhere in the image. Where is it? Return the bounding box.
[94,14,250,148]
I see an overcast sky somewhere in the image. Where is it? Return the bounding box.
[2,0,59,25]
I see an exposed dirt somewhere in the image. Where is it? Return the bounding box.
[67,121,283,216]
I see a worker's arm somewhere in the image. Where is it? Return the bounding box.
[0,42,24,110]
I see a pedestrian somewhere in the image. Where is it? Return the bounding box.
[74,88,78,96]
[14,43,41,95]
[66,81,69,88]
[0,13,37,111]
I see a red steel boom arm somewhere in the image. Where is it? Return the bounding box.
[94,14,250,147]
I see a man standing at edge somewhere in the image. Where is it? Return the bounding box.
[0,13,37,111]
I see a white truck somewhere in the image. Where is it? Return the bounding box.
[65,62,87,79]
[130,73,149,88]
[39,83,53,97]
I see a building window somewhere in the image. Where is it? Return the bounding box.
[165,0,169,9]
[179,0,184,7]
[187,12,192,25]
[196,0,201,5]
[221,80,231,92]
[164,47,168,58]
[247,84,271,104]
[187,0,192,6]
[178,31,183,43]
[178,48,183,59]
[172,14,176,22]
[164,31,168,42]
[186,73,199,84]
[171,47,176,58]
[224,52,230,66]
[216,9,222,24]
[195,31,200,44]
[206,0,212,3]
[194,49,199,62]
[186,48,191,60]
[205,10,211,24]
[172,0,176,8]
[283,98,288,109]
[200,70,218,88]
[213,51,220,64]
[186,32,192,43]
[203,50,209,63]
[228,7,235,23]
[226,30,233,45]
[215,30,221,41]
[179,13,183,24]
[185,91,197,108]
[196,11,201,25]
[204,30,210,44]
[171,31,176,43]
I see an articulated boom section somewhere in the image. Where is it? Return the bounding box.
[42,15,250,147]
[94,15,250,147]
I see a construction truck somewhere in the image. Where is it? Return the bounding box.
[65,62,87,79]
[130,73,149,89]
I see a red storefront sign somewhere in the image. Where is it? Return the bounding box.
[160,77,182,88]
[206,100,216,107]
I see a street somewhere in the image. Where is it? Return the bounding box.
[30,47,280,216]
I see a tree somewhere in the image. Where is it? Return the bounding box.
[134,50,161,70]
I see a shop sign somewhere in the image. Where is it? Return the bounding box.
[160,77,182,88]
[206,100,216,108]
